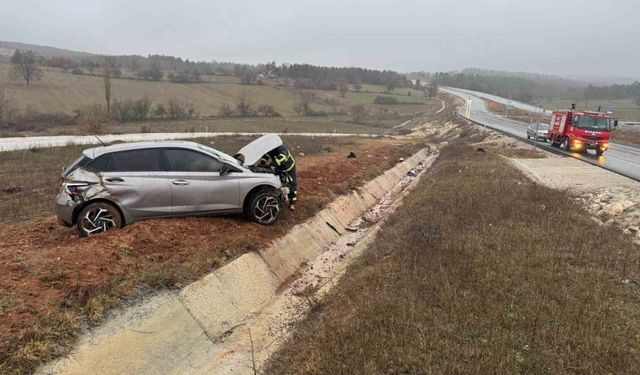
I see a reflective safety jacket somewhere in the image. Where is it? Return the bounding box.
[262,145,296,173]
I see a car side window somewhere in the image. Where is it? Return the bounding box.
[109,149,161,172]
[87,154,112,172]
[163,148,222,172]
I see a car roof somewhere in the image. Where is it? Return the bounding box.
[82,140,203,159]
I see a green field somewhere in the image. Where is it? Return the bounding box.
[534,98,640,121]
[0,63,317,116]
[0,63,442,136]
[342,91,435,104]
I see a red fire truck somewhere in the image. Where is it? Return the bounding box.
[548,109,612,156]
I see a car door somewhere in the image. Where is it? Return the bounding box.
[162,148,241,214]
[99,148,173,219]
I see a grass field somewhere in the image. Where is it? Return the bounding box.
[1,115,390,138]
[267,142,640,374]
[342,91,436,104]
[0,63,316,116]
[534,98,640,121]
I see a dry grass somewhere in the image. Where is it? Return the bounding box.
[0,63,310,117]
[612,128,640,146]
[0,144,87,222]
[267,143,640,374]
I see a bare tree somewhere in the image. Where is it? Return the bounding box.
[103,57,117,112]
[293,91,314,116]
[350,104,367,123]
[426,81,439,97]
[0,83,16,124]
[10,49,43,86]
[337,81,349,98]
[154,103,167,119]
[235,91,255,117]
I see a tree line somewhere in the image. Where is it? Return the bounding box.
[584,81,640,101]
[9,48,409,90]
[430,72,538,102]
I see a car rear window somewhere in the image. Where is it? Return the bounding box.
[109,149,161,172]
[62,155,90,177]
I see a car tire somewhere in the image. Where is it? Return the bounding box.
[76,202,123,237]
[245,188,281,225]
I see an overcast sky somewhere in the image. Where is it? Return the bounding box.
[1,0,638,78]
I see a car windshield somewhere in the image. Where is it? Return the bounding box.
[198,144,241,166]
[574,116,609,131]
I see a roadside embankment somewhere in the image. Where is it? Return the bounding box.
[510,155,640,243]
[33,146,436,375]
[266,143,640,374]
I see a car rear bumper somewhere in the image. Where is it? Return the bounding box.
[56,191,78,226]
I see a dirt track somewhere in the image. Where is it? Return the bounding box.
[0,138,421,369]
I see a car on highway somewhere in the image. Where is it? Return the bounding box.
[526,123,549,141]
[57,139,284,237]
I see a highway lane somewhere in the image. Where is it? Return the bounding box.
[450,87,552,115]
[441,87,640,181]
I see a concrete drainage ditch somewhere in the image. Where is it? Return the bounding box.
[36,146,438,375]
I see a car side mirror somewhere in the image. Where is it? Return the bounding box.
[220,164,239,176]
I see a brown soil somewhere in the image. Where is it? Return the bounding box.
[0,138,422,374]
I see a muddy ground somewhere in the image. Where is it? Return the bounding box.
[0,137,422,373]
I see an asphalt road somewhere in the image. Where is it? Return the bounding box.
[441,87,640,181]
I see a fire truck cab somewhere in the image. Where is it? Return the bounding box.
[548,110,611,156]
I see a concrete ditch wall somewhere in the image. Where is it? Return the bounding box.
[38,147,432,375]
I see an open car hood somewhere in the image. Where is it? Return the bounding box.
[235,134,283,166]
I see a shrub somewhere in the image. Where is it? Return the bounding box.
[350,104,367,123]
[257,104,281,117]
[373,95,399,105]
[167,99,196,119]
[71,67,83,75]
[75,104,109,134]
[111,96,152,122]
[235,93,255,117]
[218,102,234,117]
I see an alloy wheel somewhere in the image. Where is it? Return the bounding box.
[253,196,280,224]
[80,207,117,235]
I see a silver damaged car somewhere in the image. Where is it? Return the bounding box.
[56,137,285,237]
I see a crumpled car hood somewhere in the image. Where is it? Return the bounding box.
[235,134,283,166]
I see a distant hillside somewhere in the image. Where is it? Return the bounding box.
[0,40,99,60]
